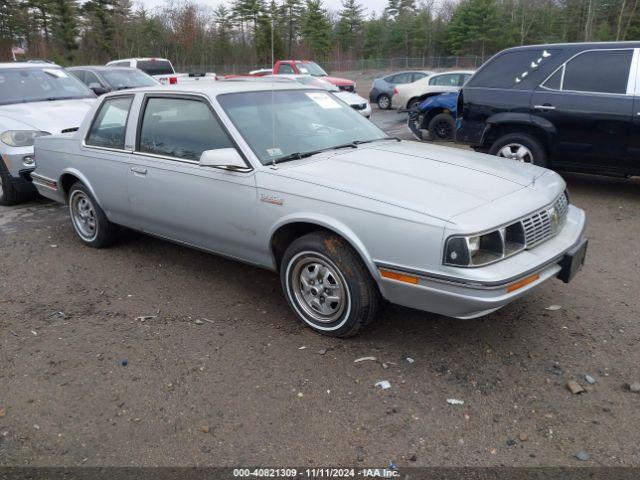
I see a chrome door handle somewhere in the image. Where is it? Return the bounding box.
[534,104,556,111]
[130,167,147,175]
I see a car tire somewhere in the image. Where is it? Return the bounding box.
[428,113,456,141]
[0,164,27,206]
[68,181,118,248]
[280,231,380,337]
[489,133,548,167]
[407,98,421,111]
[377,94,391,110]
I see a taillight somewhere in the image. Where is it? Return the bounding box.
[169,77,177,85]
[393,87,398,95]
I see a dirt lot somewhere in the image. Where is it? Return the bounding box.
[1,109,640,467]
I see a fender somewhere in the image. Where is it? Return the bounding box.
[59,167,102,205]
[266,212,379,279]
[481,112,557,145]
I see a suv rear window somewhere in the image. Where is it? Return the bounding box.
[468,49,559,88]
[136,60,174,76]
[562,50,632,94]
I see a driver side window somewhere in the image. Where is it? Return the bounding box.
[137,97,234,161]
[279,64,295,74]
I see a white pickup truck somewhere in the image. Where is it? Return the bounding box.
[105,58,216,85]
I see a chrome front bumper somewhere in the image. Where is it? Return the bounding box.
[376,205,587,319]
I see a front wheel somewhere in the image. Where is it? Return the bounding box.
[0,166,27,206]
[406,98,421,111]
[489,133,547,167]
[377,94,391,110]
[280,232,380,337]
[428,113,456,141]
[68,182,119,248]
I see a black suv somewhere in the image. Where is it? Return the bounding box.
[456,42,640,177]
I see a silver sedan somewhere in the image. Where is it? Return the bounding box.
[32,82,587,337]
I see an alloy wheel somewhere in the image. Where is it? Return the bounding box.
[378,95,390,109]
[70,190,98,241]
[497,143,534,163]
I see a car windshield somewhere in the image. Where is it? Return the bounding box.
[136,60,174,76]
[293,76,338,92]
[296,62,328,77]
[218,89,387,165]
[101,69,158,89]
[0,67,94,105]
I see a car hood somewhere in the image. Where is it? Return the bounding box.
[321,76,354,86]
[0,98,95,134]
[276,141,547,221]
[334,91,368,105]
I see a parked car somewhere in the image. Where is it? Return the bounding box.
[369,70,432,110]
[31,83,587,337]
[267,74,372,118]
[68,66,159,95]
[106,58,216,85]
[457,42,640,177]
[392,70,474,110]
[273,60,355,92]
[408,91,458,141]
[0,62,95,205]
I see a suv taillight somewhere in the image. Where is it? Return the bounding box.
[169,77,177,85]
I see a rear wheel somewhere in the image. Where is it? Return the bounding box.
[68,182,119,248]
[489,133,547,167]
[407,97,421,111]
[377,93,391,110]
[280,231,380,337]
[428,113,456,141]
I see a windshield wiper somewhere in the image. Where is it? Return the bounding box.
[272,142,358,165]
[353,136,401,145]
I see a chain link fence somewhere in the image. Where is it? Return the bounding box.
[182,56,488,76]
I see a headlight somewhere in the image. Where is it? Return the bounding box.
[0,130,50,147]
[444,223,526,267]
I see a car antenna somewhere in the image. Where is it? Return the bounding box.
[271,12,277,168]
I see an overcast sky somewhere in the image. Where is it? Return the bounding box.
[137,0,389,16]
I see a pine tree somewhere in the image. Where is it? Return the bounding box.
[301,0,331,60]
[336,0,364,53]
[50,0,79,62]
[280,0,303,57]
[447,0,503,57]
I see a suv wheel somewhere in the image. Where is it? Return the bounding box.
[428,113,455,141]
[68,182,119,247]
[280,231,380,337]
[377,94,391,110]
[407,98,421,111]
[0,165,26,206]
[489,133,547,167]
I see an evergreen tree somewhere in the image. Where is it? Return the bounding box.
[336,0,364,53]
[50,0,79,62]
[446,0,503,57]
[301,0,332,60]
[280,0,303,57]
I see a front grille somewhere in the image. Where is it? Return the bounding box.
[339,85,354,92]
[521,192,569,248]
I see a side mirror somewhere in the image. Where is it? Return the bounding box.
[89,83,110,95]
[199,148,250,172]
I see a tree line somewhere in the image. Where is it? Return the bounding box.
[1,0,639,70]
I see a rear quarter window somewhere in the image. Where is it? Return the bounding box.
[137,61,175,76]
[468,49,561,88]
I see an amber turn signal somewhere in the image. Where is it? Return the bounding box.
[506,274,540,293]
[379,269,419,285]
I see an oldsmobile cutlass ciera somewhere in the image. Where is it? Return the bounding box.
[31,82,588,337]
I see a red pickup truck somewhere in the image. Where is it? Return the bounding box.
[273,60,356,92]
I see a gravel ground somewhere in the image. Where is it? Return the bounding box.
[1,108,640,467]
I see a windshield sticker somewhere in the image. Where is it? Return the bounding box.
[306,92,341,109]
[43,69,68,78]
[267,147,283,157]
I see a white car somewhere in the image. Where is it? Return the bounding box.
[267,74,372,118]
[0,62,95,205]
[106,58,216,85]
[392,70,475,110]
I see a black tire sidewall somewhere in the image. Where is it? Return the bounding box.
[280,233,377,337]
[489,133,548,167]
[377,94,391,110]
[68,182,116,248]
[0,164,22,206]
[428,113,455,141]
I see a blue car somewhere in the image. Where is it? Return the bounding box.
[408,91,457,141]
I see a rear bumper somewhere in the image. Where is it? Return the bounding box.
[376,206,587,319]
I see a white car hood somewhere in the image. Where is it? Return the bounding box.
[0,98,95,134]
[277,141,548,220]
[334,90,368,106]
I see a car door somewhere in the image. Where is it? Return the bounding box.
[530,48,635,172]
[127,94,260,261]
